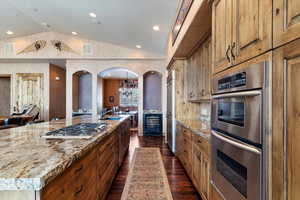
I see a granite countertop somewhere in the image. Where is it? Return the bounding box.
[176,119,210,140]
[0,115,130,191]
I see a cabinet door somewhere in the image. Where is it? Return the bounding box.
[273,39,300,200]
[202,37,212,100]
[212,0,232,74]
[274,0,300,47]
[187,52,198,101]
[201,154,210,200]
[192,145,202,192]
[232,0,272,65]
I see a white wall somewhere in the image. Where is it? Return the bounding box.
[0,62,50,121]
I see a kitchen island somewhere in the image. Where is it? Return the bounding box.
[0,115,131,200]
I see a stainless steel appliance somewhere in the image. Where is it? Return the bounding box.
[211,62,270,200]
[167,70,176,153]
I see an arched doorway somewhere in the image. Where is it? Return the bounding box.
[143,71,163,136]
[97,68,139,128]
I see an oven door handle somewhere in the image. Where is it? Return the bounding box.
[212,131,261,154]
[212,91,261,99]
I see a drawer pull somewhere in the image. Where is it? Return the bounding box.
[74,164,84,173]
[197,140,202,144]
[74,185,84,196]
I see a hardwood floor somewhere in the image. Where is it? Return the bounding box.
[106,132,202,200]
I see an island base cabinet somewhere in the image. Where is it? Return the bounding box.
[41,148,98,200]
[39,120,130,200]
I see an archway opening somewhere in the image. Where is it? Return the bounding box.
[72,70,92,116]
[97,67,139,127]
[143,70,163,136]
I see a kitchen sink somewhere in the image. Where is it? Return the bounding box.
[101,117,122,121]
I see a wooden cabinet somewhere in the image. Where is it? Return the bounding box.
[187,36,212,102]
[201,153,210,200]
[273,38,300,200]
[273,0,300,48]
[212,0,232,73]
[176,123,210,200]
[42,149,98,200]
[41,120,130,200]
[210,183,225,200]
[97,131,119,200]
[212,0,272,74]
[118,119,130,167]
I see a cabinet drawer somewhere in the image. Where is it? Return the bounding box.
[42,149,97,200]
[192,133,209,156]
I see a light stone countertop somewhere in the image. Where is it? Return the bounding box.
[176,119,210,140]
[0,115,130,191]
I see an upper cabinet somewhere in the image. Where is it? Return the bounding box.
[212,0,232,74]
[212,0,272,74]
[273,0,300,47]
[186,36,212,102]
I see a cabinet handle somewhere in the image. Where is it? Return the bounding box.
[74,184,84,196]
[197,139,202,144]
[74,164,84,174]
[231,42,236,61]
[226,45,231,62]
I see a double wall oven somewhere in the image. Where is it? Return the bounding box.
[211,62,270,200]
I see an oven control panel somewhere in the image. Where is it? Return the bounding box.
[218,72,246,90]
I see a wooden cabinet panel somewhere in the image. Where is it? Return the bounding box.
[187,36,212,102]
[273,39,300,200]
[42,149,97,200]
[274,0,300,47]
[192,144,202,192]
[212,0,232,74]
[210,183,225,200]
[232,0,272,65]
[201,154,210,200]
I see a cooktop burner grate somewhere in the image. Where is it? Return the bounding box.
[43,123,107,139]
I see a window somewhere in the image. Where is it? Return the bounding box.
[119,88,139,107]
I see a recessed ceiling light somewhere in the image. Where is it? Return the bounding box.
[6,30,14,35]
[89,12,97,18]
[136,45,142,49]
[153,25,160,31]
[72,32,78,35]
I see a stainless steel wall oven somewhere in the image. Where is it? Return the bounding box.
[211,62,270,200]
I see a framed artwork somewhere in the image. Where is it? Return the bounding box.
[172,0,194,45]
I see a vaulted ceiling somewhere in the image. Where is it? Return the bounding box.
[0,0,180,55]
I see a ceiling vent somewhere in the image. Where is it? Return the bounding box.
[2,43,14,55]
[82,43,93,56]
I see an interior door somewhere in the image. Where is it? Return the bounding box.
[273,0,300,47]
[212,0,232,74]
[232,0,272,65]
[273,38,300,200]
[14,73,44,119]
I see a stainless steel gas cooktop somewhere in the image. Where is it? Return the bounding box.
[42,123,107,139]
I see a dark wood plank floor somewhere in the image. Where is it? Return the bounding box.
[106,132,201,200]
